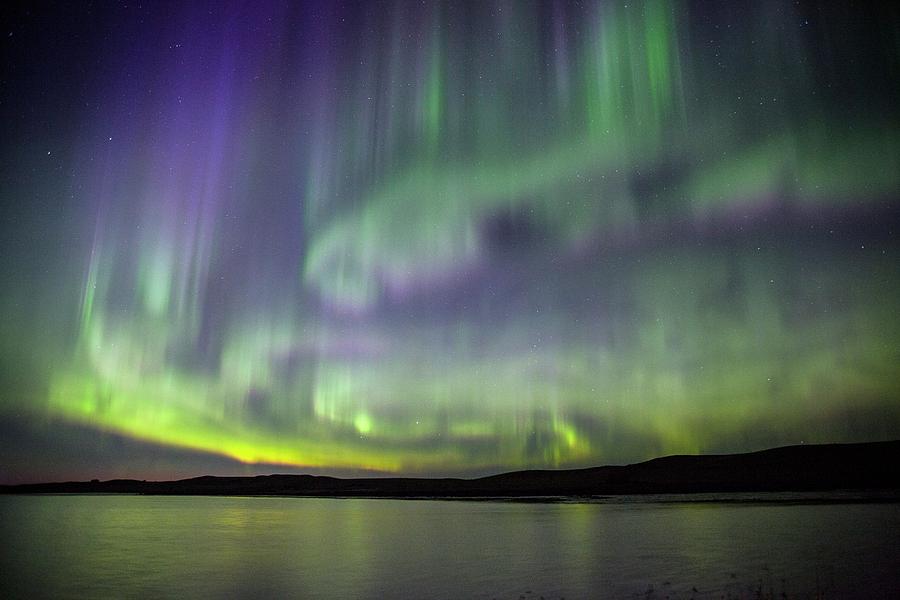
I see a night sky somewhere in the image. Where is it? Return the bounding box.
[1,1,899,483]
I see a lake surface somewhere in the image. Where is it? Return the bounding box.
[1,495,898,599]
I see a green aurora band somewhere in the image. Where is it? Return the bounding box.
[2,0,900,476]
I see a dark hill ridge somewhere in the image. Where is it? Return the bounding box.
[3,440,899,498]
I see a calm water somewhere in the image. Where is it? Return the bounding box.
[1,495,898,599]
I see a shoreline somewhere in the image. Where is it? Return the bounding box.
[5,440,899,500]
[5,490,900,505]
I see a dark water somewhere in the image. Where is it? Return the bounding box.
[1,495,898,599]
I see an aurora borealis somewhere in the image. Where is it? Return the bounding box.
[1,1,899,481]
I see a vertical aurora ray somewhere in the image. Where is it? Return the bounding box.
[2,0,899,477]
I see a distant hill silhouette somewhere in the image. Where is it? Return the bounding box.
[3,440,899,499]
